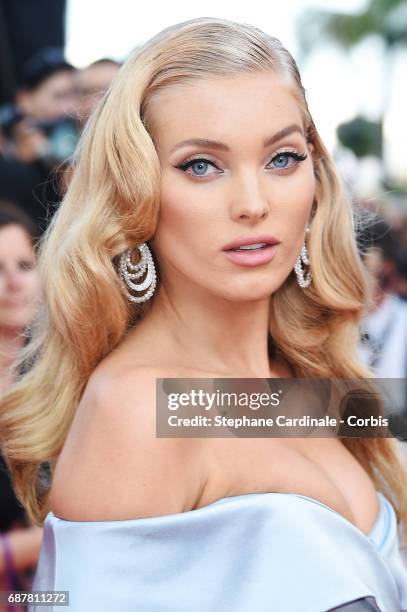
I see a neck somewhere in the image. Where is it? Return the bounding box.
[140,280,274,377]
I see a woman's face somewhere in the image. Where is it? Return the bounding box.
[19,70,78,122]
[0,224,40,332]
[148,72,315,301]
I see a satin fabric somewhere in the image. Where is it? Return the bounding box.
[29,491,407,612]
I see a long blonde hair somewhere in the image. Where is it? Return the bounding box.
[1,17,406,535]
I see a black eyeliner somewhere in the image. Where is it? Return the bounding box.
[175,157,220,171]
[175,150,308,174]
[271,151,307,162]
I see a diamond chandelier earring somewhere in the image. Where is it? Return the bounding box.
[119,242,157,303]
[294,226,312,289]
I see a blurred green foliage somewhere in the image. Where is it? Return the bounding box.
[297,0,407,55]
[296,0,406,171]
[337,116,382,158]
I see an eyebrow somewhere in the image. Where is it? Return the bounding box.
[169,124,304,154]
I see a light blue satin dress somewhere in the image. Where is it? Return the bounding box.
[29,491,407,611]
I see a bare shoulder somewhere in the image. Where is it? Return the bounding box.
[48,361,207,521]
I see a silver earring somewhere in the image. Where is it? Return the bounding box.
[119,242,157,303]
[294,226,312,289]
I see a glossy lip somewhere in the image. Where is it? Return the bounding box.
[221,234,280,251]
[223,243,279,267]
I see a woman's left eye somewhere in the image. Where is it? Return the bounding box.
[268,151,307,170]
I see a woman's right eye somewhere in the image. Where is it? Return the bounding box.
[175,158,221,178]
[19,260,35,271]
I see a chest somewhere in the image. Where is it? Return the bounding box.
[198,436,380,535]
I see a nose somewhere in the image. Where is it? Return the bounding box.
[4,267,26,292]
[229,172,269,224]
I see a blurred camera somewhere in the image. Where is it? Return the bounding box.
[31,117,79,162]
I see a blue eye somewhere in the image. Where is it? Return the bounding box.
[190,160,211,175]
[175,150,307,178]
[176,158,219,177]
[273,154,290,168]
[269,151,307,170]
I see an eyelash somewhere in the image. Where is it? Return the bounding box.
[175,150,308,178]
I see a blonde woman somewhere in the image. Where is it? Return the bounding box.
[1,17,407,612]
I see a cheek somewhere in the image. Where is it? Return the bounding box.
[269,167,315,265]
[154,175,213,254]
[277,163,315,213]
[22,276,39,304]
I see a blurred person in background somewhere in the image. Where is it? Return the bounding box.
[0,48,79,236]
[75,58,120,127]
[397,252,407,301]
[0,202,43,610]
[15,48,76,123]
[0,203,41,392]
[358,216,407,436]
[392,214,407,302]
[358,217,407,379]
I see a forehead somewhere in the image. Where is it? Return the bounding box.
[79,63,118,87]
[0,225,33,254]
[146,72,304,150]
[38,70,75,93]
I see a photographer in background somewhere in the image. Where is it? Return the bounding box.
[0,48,79,236]
[75,58,120,127]
[359,217,407,378]
[358,216,407,437]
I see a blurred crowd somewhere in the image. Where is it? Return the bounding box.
[0,48,119,611]
[356,208,407,436]
[358,210,407,376]
[0,42,407,610]
[0,47,120,237]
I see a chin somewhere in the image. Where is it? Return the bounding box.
[215,284,276,303]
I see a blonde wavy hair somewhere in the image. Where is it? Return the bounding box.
[1,17,406,535]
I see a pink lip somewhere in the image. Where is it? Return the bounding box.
[221,234,280,251]
[221,234,280,268]
[223,243,279,267]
